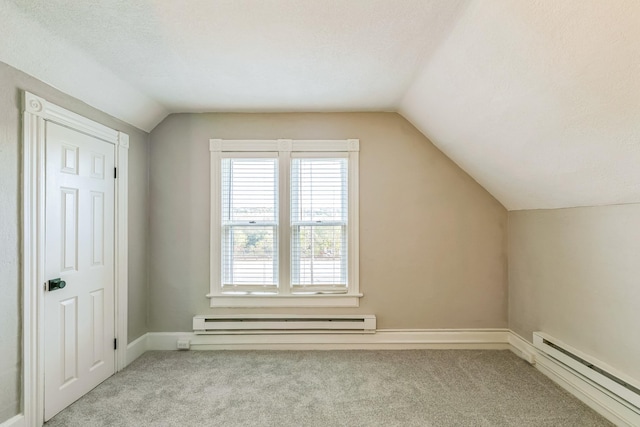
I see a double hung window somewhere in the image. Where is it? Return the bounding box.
[209,139,360,307]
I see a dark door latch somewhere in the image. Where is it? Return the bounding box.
[48,278,66,291]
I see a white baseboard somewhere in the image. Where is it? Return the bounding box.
[0,414,24,427]
[508,332,640,427]
[125,333,148,366]
[508,331,537,364]
[145,329,511,351]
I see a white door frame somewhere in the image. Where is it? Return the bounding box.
[22,91,129,427]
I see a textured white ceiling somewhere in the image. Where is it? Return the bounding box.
[0,1,168,131]
[3,0,639,210]
[5,0,466,120]
[401,0,640,210]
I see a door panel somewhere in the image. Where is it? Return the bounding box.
[44,122,116,420]
[59,297,78,387]
[60,187,78,271]
[90,191,105,266]
[89,289,105,370]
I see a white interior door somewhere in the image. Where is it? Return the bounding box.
[44,121,116,420]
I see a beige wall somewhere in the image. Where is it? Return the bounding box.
[509,204,640,382]
[0,61,149,423]
[148,113,508,332]
[127,127,151,342]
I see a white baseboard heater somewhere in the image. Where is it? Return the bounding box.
[193,314,376,335]
[533,332,640,411]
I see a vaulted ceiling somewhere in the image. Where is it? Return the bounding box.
[2,0,639,210]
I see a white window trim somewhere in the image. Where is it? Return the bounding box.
[209,139,360,308]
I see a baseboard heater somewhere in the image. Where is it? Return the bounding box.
[533,332,640,411]
[193,314,376,335]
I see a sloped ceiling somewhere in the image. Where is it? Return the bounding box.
[2,0,639,210]
[3,0,467,127]
[401,0,640,210]
[0,1,168,131]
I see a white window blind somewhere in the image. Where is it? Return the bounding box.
[221,157,278,289]
[291,157,348,288]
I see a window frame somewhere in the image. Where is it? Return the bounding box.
[221,153,279,293]
[290,152,349,289]
[209,139,361,307]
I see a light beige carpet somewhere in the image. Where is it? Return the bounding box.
[46,350,612,426]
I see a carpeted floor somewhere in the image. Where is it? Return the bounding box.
[46,350,612,427]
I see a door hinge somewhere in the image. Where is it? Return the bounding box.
[114,338,118,350]
[114,167,117,179]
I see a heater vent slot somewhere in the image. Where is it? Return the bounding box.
[534,332,640,412]
[193,314,376,335]
[543,338,640,396]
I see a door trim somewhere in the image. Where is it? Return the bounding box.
[22,91,129,426]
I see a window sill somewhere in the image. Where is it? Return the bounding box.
[206,293,363,308]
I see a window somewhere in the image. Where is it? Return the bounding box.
[209,139,360,307]
[222,156,278,290]
[290,156,348,289]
